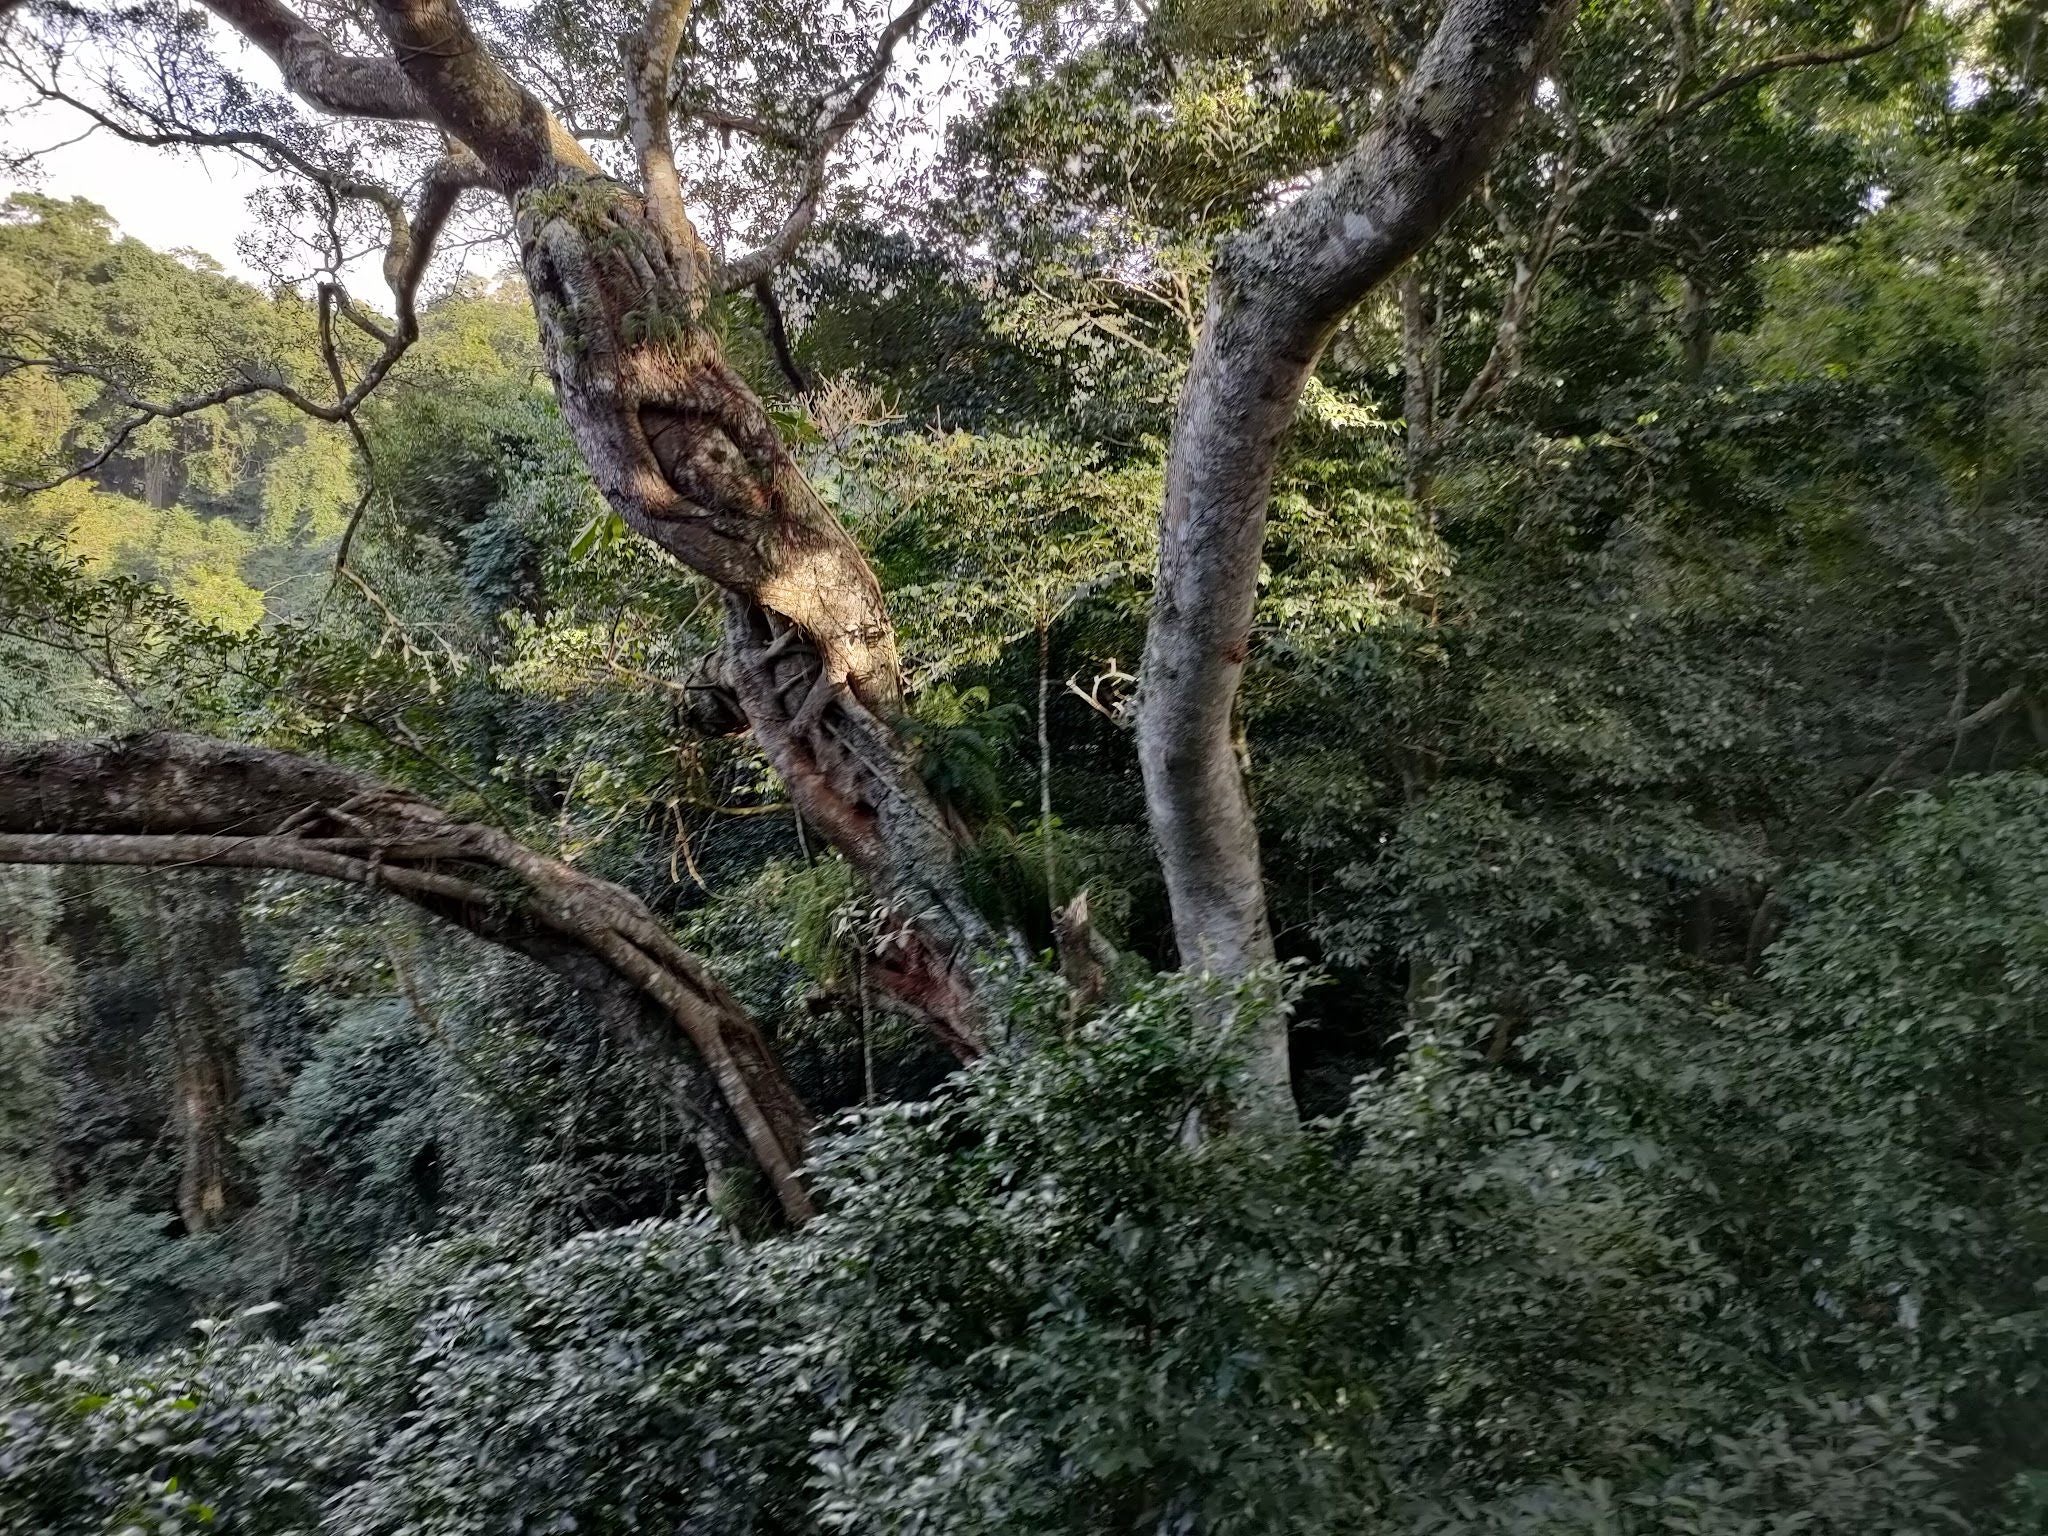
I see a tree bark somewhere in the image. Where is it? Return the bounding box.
[351,0,996,1056]
[144,872,249,1234]
[27,0,988,1059]
[1678,273,1713,381]
[755,278,813,396]
[0,732,818,1224]
[142,446,174,510]
[1137,0,1575,1119]
[1399,268,1438,507]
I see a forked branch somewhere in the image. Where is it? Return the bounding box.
[714,0,944,291]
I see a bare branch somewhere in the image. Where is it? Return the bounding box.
[385,149,493,322]
[1841,684,2026,820]
[1442,98,1580,434]
[683,102,807,151]
[1649,0,1921,133]
[716,169,829,293]
[715,0,943,291]
[813,0,946,142]
[2,148,486,498]
[0,361,266,492]
[0,8,501,501]
[0,732,817,1223]
[317,288,384,575]
[12,70,407,214]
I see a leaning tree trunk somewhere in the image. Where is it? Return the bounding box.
[1137,0,1576,1122]
[361,0,999,1058]
[0,733,818,1224]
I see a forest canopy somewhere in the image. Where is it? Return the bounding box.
[3,0,2048,1531]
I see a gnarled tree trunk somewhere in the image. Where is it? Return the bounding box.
[361,0,998,1057]
[506,169,996,1056]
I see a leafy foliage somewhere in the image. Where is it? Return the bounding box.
[6,0,2048,1529]
[11,790,2048,1530]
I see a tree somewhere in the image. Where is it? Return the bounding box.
[0,0,1931,1134]
[2,0,998,1055]
[1136,0,1575,1115]
[1132,0,1925,1110]
[5,2,2048,1527]
[0,0,1585,1112]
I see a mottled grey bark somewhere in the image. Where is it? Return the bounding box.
[1137,0,1576,1118]
[198,0,432,120]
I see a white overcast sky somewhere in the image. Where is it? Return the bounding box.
[3,98,272,278]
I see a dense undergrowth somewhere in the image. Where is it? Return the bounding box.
[7,778,2048,1532]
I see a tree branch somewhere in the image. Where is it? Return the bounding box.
[625,0,710,273]
[683,102,808,152]
[1,148,486,498]
[0,732,817,1224]
[714,0,942,291]
[1441,94,1580,434]
[1840,683,2025,821]
[197,0,432,120]
[364,0,597,189]
[1649,0,1921,131]
[11,68,408,214]
[754,276,812,394]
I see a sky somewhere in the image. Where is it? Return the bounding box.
[2,97,273,279]
[0,86,515,294]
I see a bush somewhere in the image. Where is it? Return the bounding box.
[9,783,2048,1531]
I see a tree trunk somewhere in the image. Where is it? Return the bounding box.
[514,176,997,1051]
[144,872,249,1234]
[1399,267,1438,507]
[1138,0,1575,1121]
[365,0,998,1057]
[1139,286,1304,1115]
[1678,273,1713,381]
[1037,614,1058,922]
[143,446,175,510]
